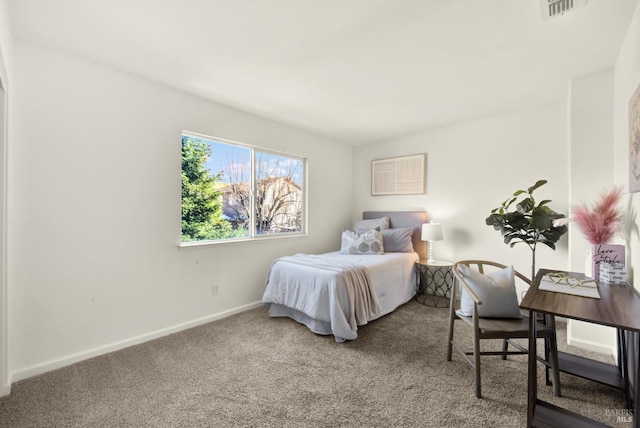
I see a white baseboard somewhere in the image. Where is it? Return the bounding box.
[10,301,263,383]
[0,382,10,397]
[566,319,617,358]
[566,336,617,357]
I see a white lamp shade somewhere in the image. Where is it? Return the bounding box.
[422,223,443,241]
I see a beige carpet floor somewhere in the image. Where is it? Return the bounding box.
[0,300,630,427]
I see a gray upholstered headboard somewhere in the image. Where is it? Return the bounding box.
[363,211,427,260]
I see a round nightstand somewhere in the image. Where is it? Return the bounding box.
[415,259,454,307]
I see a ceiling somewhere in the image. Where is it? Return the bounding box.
[8,0,639,145]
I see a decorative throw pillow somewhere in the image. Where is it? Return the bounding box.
[340,229,384,255]
[353,216,390,231]
[380,227,414,252]
[457,264,522,319]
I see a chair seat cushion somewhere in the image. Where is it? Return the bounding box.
[454,310,555,335]
[457,264,522,319]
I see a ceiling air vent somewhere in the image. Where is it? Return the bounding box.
[540,0,587,21]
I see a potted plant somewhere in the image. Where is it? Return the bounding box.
[485,180,568,279]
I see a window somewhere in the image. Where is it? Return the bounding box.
[181,132,305,244]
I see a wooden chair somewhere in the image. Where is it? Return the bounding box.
[446,260,561,398]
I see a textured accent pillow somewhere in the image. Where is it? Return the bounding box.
[353,216,390,231]
[381,227,414,252]
[457,264,522,319]
[340,229,384,255]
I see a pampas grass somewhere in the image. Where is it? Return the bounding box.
[572,187,623,244]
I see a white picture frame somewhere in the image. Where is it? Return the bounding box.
[371,154,426,196]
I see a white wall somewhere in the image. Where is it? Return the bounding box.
[0,0,12,395]
[0,0,11,79]
[352,104,570,279]
[9,41,353,380]
[566,69,617,354]
[567,69,616,271]
[614,1,640,289]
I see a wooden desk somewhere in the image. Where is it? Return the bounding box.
[520,269,640,428]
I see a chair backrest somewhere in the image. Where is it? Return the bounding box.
[451,260,532,307]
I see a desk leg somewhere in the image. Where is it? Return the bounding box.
[527,310,537,427]
[617,328,631,409]
[635,334,639,428]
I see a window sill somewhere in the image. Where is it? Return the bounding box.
[178,232,309,249]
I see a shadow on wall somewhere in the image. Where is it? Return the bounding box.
[623,195,639,286]
[448,227,473,249]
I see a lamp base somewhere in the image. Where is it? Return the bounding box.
[428,242,437,264]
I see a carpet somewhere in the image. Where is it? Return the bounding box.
[0,300,629,427]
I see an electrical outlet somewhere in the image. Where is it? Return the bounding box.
[211,283,220,296]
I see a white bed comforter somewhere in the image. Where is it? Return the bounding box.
[262,251,418,341]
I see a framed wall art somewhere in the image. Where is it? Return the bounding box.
[371,153,426,196]
[629,81,640,192]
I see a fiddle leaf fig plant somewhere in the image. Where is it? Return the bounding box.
[485,179,568,279]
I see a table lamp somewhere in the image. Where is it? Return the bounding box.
[422,222,443,263]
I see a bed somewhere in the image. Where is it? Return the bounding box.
[262,211,427,342]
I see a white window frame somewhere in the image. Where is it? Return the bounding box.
[180,131,307,247]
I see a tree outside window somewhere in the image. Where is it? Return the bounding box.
[181,133,305,243]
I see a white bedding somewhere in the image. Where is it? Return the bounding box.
[262,251,419,341]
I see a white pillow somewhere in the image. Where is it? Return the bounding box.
[340,229,384,255]
[457,264,522,319]
[353,217,390,231]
